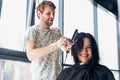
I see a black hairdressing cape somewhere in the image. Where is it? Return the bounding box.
[57,64,115,80]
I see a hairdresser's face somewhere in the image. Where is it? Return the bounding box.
[77,38,92,65]
[40,5,55,27]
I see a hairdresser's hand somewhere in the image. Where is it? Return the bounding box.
[56,37,72,52]
[66,39,73,52]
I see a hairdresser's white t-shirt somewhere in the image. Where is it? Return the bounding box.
[25,25,62,80]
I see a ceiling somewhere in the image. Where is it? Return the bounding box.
[93,0,118,18]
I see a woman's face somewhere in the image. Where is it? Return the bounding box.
[77,38,92,65]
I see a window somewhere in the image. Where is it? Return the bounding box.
[0,0,26,51]
[97,5,119,79]
[0,0,31,80]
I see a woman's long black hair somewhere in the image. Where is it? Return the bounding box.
[71,32,100,67]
